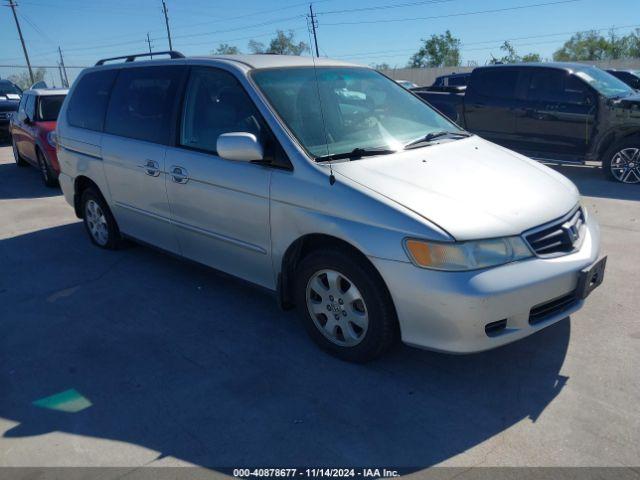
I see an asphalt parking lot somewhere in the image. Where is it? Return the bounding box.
[1,142,639,474]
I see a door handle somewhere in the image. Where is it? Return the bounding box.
[139,159,160,177]
[170,165,189,184]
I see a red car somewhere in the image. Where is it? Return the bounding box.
[10,88,68,187]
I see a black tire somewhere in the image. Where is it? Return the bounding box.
[12,137,28,167]
[80,188,123,250]
[602,138,640,184]
[294,249,398,362]
[36,149,58,187]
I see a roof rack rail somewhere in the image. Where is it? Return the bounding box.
[95,51,185,66]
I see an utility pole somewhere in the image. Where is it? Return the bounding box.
[58,46,69,87]
[7,0,35,84]
[57,62,65,87]
[309,3,319,57]
[161,0,173,50]
[146,32,153,58]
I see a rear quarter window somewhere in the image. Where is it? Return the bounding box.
[67,70,117,131]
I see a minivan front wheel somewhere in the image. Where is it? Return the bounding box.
[603,140,640,184]
[295,250,397,362]
[81,189,122,249]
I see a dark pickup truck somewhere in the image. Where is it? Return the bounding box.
[414,63,640,184]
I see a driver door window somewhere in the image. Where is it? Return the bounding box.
[180,67,263,153]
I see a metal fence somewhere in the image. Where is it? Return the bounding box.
[0,65,88,90]
[381,59,640,87]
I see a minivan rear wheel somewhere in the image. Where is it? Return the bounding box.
[295,250,397,362]
[81,188,122,249]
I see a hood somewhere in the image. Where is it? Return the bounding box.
[332,136,579,240]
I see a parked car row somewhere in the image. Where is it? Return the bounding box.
[12,51,604,362]
[413,63,640,184]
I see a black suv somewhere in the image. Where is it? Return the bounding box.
[0,80,22,140]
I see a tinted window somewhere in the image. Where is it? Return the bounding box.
[37,95,66,121]
[67,70,117,131]
[181,67,263,153]
[472,69,520,98]
[527,70,591,104]
[105,66,184,144]
[448,75,468,86]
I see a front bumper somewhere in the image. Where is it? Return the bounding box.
[371,213,601,353]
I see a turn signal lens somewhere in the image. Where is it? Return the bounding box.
[404,237,533,271]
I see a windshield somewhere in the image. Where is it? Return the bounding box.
[0,81,21,96]
[252,67,462,159]
[575,67,635,98]
[37,95,65,121]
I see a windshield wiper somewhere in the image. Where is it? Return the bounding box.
[404,130,471,150]
[315,147,396,162]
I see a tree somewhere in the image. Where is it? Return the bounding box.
[553,31,610,61]
[8,68,46,90]
[212,43,240,55]
[490,41,541,64]
[248,30,308,55]
[408,30,461,68]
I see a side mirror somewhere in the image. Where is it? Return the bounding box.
[217,132,264,162]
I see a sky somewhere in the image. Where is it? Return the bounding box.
[1,0,638,84]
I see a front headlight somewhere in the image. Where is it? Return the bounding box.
[404,236,533,271]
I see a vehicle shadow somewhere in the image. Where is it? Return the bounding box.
[0,223,571,470]
[545,162,640,202]
[0,160,62,200]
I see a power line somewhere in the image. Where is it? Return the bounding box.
[317,0,455,15]
[321,0,581,26]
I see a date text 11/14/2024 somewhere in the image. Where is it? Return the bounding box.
[233,468,400,478]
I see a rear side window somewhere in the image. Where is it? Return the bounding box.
[37,95,66,121]
[104,66,184,144]
[471,69,520,99]
[67,70,117,131]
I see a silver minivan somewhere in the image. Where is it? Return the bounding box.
[56,52,606,362]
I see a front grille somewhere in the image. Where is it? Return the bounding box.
[529,291,577,325]
[524,207,585,257]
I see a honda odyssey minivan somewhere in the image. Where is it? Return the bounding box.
[56,52,606,362]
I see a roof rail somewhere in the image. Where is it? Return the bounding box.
[95,51,185,66]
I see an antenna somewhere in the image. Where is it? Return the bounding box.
[306,7,334,185]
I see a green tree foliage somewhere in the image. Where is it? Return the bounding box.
[553,28,640,61]
[8,68,46,90]
[490,41,542,64]
[212,43,240,55]
[248,30,308,55]
[408,30,461,68]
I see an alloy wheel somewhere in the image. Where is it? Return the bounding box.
[305,269,369,347]
[85,199,109,246]
[610,147,640,184]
